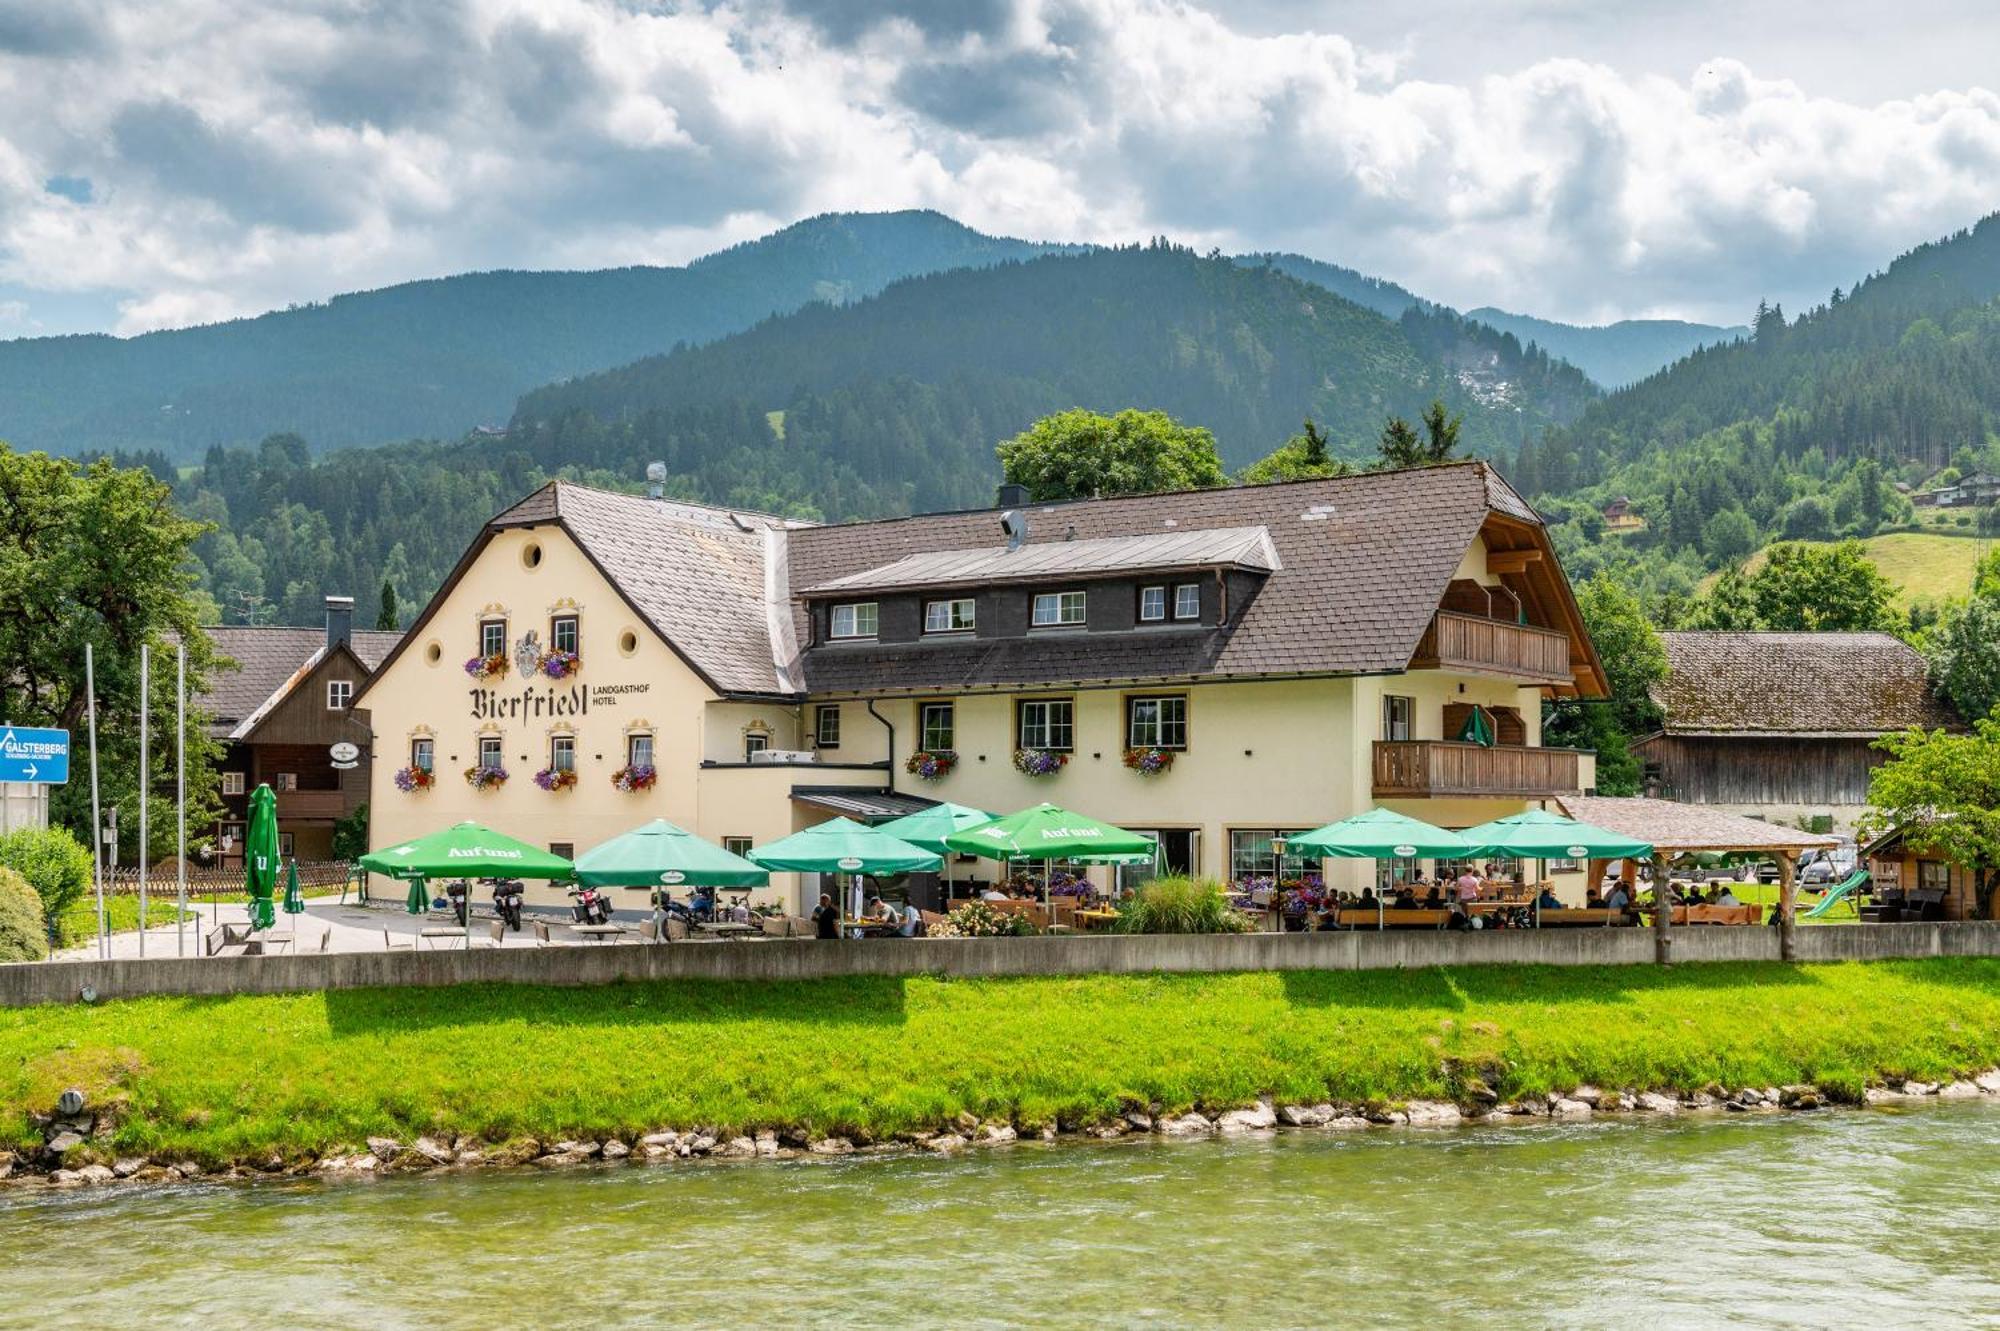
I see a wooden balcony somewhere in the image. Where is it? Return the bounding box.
[1372,741,1582,798]
[1409,611,1572,685]
[273,789,351,821]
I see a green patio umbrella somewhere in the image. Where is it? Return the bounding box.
[281,859,305,914]
[1458,808,1653,861]
[574,820,770,888]
[748,818,940,922]
[942,803,1153,912]
[360,821,576,948]
[1456,705,1495,747]
[404,879,428,916]
[873,803,994,904]
[243,783,280,931]
[1290,808,1477,859]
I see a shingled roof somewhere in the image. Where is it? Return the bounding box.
[202,626,403,738]
[786,462,1597,695]
[1653,631,1957,737]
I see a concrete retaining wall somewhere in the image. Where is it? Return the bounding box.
[5,923,1996,1008]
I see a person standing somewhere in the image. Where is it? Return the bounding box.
[811,892,841,940]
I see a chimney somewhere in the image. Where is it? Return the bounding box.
[324,595,354,651]
[996,482,1029,509]
[646,460,667,500]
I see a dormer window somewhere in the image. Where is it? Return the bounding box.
[1139,586,1167,622]
[1031,590,1085,628]
[1174,583,1201,621]
[924,598,975,634]
[830,602,878,640]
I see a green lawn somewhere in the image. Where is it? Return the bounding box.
[1721,531,1992,607]
[4,960,1997,1166]
[53,897,191,949]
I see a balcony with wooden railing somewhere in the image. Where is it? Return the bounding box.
[272,788,352,821]
[1408,610,1572,685]
[1372,740,1583,798]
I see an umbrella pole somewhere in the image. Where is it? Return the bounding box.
[138,644,148,958]
[176,643,187,958]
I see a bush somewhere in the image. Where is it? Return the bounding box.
[1115,876,1252,935]
[0,825,93,942]
[0,866,47,962]
[929,899,1039,937]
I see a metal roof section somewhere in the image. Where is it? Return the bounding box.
[799,526,1281,597]
[790,787,940,820]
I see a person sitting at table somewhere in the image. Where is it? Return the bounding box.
[980,886,1008,902]
[1584,886,1604,908]
[1604,882,1632,912]
[1711,883,1741,907]
[1358,887,1379,911]
[865,895,897,923]
[688,886,715,920]
[1393,886,1417,909]
[811,893,841,940]
[1423,885,1443,909]
[1536,885,1563,910]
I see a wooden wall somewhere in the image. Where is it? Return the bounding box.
[1634,734,1882,806]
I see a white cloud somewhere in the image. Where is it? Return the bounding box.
[0,0,1997,334]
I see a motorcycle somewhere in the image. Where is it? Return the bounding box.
[444,879,471,927]
[569,884,613,926]
[489,878,525,931]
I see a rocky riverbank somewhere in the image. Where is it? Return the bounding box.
[10,1069,2000,1192]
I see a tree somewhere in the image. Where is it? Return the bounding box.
[996,408,1227,502]
[1241,418,1350,484]
[1701,507,1757,565]
[1419,400,1462,460]
[1927,596,2000,723]
[1379,401,1462,470]
[1377,416,1425,469]
[1542,576,1667,795]
[1746,541,1897,631]
[375,579,399,631]
[1864,716,2000,918]
[1682,569,1761,629]
[0,826,92,946]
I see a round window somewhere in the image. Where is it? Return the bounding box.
[424,641,442,665]
[522,541,543,570]
[618,629,639,657]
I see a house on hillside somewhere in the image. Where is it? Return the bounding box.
[199,597,403,864]
[1934,471,2000,507]
[1633,631,1957,834]
[1601,497,1646,533]
[354,462,1609,912]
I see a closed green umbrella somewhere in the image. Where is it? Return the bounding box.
[874,803,994,905]
[575,820,769,888]
[281,859,305,914]
[1291,808,1477,859]
[243,783,280,931]
[405,879,428,916]
[360,821,576,949]
[1457,705,1495,747]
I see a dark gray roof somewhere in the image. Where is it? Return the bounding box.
[791,787,938,821]
[1654,631,1957,736]
[788,463,1554,694]
[201,627,403,737]
[800,526,1279,597]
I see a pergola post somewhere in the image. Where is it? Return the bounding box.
[1651,854,1671,965]
[1777,851,1797,964]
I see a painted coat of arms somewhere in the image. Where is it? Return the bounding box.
[514,629,543,679]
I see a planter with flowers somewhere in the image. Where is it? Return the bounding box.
[905,750,958,782]
[1122,747,1175,776]
[539,649,582,680]
[533,767,579,792]
[611,764,657,792]
[1012,749,1068,778]
[464,764,508,790]
[393,765,435,793]
[464,653,509,681]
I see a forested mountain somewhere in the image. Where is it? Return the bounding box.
[0,211,1068,460]
[1463,309,1745,389]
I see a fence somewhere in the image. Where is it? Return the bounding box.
[96,860,354,896]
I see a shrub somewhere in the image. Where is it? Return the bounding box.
[929,899,1039,937]
[0,866,47,962]
[1114,876,1252,935]
[0,825,93,942]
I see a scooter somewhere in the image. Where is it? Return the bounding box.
[569,884,613,926]
[489,878,525,931]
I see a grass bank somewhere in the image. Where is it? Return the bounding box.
[54,897,190,949]
[5,959,1998,1166]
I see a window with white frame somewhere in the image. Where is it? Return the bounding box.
[723,837,754,858]
[273,772,298,791]
[1031,590,1085,627]
[1138,586,1167,622]
[924,598,975,633]
[1382,694,1415,741]
[626,732,654,768]
[551,614,579,654]
[1173,583,1201,621]
[816,705,842,748]
[480,619,507,657]
[1228,829,1313,883]
[410,738,433,773]
[1017,698,1074,751]
[743,730,769,760]
[221,771,245,796]
[550,734,576,772]
[478,735,503,769]
[920,701,955,751]
[829,602,878,639]
[327,679,353,710]
[1126,694,1188,750]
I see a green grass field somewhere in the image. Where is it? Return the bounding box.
[53,897,190,949]
[5,960,1997,1166]
[1720,531,1992,607]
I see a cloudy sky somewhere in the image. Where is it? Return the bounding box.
[4,0,2000,338]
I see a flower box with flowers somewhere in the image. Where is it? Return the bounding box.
[533,767,578,792]
[393,765,435,793]
[611,763,657,792]
[1012,749,1068,778]
[539,649,582,680]
[1122,747,1174,775]
[464,652,509,681]
[904,750,957,782]
[464,764,508,790]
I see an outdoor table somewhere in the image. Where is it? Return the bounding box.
[1074,908,1121,931]
[569,923,629,943]
[842,918,901,937]
[419,927,468,950]
[695,920,758,939]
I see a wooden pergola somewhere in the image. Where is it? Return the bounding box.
[1557,796,1841,963]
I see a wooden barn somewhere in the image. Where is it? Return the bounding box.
[1633,631,1957,832]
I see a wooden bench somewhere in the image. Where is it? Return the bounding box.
[1538,908,1636,928]
[1336,907,1451,929]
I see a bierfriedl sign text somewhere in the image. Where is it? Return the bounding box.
[469,680,652,720]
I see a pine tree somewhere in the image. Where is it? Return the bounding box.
[375,579,398,631]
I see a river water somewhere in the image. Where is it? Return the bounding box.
[3,1102,1996,1329]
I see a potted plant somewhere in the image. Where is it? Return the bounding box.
[905,750,958,782]
[464,652,509,681]
[539,649,582,680]
[393,765,435,793]
[533,767,578,792]
[464,763,508,790]
[1012,749,1068,778]
[611,763,657,792]
[1122,747,1174,776]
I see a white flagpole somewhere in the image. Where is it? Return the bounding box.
[176,643,187,958]
[138,645,149,958]
[86,644,105,959]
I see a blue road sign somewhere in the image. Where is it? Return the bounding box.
[0,727,69,785]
